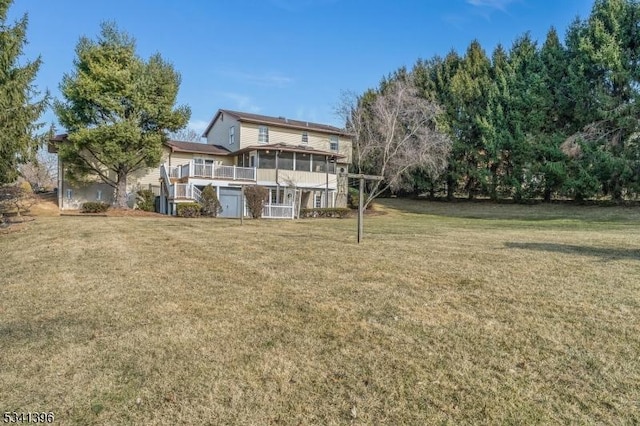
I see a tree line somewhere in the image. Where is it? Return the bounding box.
[354,0,640,202]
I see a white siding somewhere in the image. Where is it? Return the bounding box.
[256,169,338,190]
[168,152,232,167]
[60,174,115,210]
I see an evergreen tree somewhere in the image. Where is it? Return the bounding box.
[487,44,513,199]
[0,0,48,184]
[54,22,190,208]
[433,51,462,199]
[450,40,493,199]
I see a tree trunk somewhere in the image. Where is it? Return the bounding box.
[446,173,455,201]
[114,170,129,208]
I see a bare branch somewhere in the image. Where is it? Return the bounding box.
[338,76,452,208]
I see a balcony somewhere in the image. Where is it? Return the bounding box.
[167,161,256,181]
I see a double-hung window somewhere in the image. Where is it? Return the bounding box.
[302,132,308,144]
[329,135,339,151]
[258,126,269,144]
[229,126,235,145]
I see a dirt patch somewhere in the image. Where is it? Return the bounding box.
[26,192,60,217]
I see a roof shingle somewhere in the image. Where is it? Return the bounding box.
[203,109,351,138]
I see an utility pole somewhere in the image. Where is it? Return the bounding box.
[347,173,383,244]
[240,185,244,225]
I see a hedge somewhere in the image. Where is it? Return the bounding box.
[176,202,202,217]
[81,202,110,213]
[299,207,352,218]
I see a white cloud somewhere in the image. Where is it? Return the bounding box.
[217,70,294,88]
[220,92,262,113]
[466,0,517,11]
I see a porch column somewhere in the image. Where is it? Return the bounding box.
[325,156,329,208]
[275,151,280,203]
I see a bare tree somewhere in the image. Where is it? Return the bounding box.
[169,128,203,142]
[338,76,452,208]
[0,182,36,218]
[19,148,57,191]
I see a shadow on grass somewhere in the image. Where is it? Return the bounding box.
[505,242,640,261]
[377,198,640,224]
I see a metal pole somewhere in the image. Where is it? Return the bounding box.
[358,177,364,244]
[240,185,244,225]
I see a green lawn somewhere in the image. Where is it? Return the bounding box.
[1,199,639,424]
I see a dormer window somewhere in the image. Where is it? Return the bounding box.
[259,126,269,144]
[302,132,308,144]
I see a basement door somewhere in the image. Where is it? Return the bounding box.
[219,187,241,218]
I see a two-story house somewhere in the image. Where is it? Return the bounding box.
[52,109,353,218]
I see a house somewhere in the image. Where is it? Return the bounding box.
[50,109,353,218]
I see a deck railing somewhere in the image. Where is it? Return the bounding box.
[169,161,256,181]
[262,203,294,219]
[171,183,201,202]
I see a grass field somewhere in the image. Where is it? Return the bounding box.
[1,199,639,424]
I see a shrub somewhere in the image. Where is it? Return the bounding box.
[299,208,352,218]
[244,185,268,218]
[136,189,156,212]
[0,183,36,217]
[200,185,222,217]
[176,202,201,218]
[81,202,110,213]
[348,187,373,210]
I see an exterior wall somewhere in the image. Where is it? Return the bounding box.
[168,151,233,167]
[60,172,115,209]
[60,147,168,210]
[207,113,240,151]
[130,149,170,190]
[257,169,338,190]
[239,122,352,160]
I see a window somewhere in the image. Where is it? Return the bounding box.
[240,152,250,167]
[312,154,327,173]
[278,152,294,170]
[314,193,323,208]
[330,135,339,151]
[66,189,73,200]
[258,126,269,144]
[96,190,102,201]
[258,151,276,169]
[269,188,283,204]
[302,132,308,144]
[295,152,311,171]
[229,126,235,145]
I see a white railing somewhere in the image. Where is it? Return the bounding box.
[180,163,190,179]
[192,186,202,203]
[171,183,201,202]
[262,203,294,219]
[160,164,172,191]
[168,166,180,178]
[173,161,256,181]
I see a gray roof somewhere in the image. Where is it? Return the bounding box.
[203,109,351,138]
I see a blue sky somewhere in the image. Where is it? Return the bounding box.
[8,0,593,136]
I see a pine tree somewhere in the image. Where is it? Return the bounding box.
[450,40,493,199]
[0,0,48,184]
[54,22,190,208]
